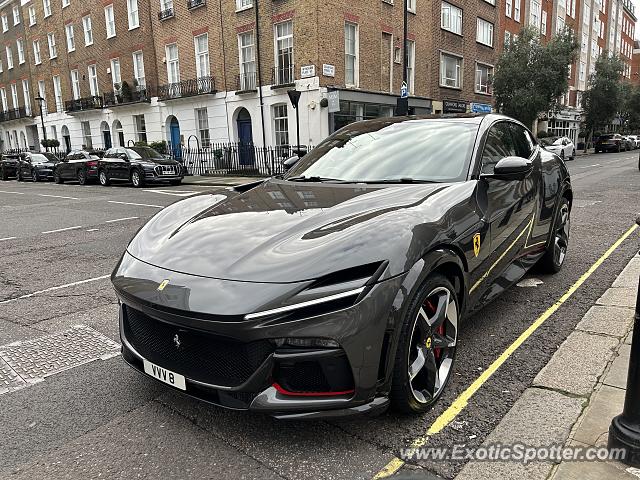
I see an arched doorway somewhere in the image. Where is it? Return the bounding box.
[19,131,26,149]
[61,125,71,152]
[112,120,124,147]
[236,108,254,166]
[101,121,112,149]
[166,116,181,159]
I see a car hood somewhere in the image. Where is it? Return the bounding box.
[126,179,474,283]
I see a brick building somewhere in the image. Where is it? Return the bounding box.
[0,0,635,153]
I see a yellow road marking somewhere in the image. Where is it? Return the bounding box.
[373,223,639,479]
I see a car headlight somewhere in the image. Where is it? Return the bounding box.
[244,261,389,321]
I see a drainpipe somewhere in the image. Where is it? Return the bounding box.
[254,0,267,147]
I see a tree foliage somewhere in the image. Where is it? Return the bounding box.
[493,27,578,129]
[582,54,625,133]
[618,82,640,133]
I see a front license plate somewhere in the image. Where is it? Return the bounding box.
[143,359,186,390]
[162,171,174,175]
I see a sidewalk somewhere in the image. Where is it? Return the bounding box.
[181,175,267,187]
[455,253,640,480]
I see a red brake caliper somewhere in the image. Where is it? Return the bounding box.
[425,300,444,361]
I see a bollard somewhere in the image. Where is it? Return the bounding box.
[608,216,640,466]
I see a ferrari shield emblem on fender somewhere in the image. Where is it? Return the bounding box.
[473,234,481,257]
[157,279,170,291]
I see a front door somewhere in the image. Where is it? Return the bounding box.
[63,135,71,153]
[103,131,112,149]
[170,118,181,160]
[237,112,254,166]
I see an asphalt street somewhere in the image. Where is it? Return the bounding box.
[0,152,639,480]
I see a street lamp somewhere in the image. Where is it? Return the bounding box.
[34,96,47,151]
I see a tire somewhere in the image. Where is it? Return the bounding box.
[538,197,571,274]
[560,150,565,161]
[1,168,7,181]
[570,149,576,160]
[32,169,39,182]
[390,274,459,414]
[169,179,182,186]
[77,169,87,185]
[54,171,63,184]
[98,170,110,186]
[131,169,145,188]
[617,144,621,153]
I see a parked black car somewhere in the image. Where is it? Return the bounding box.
[595,134,625,153]
[113,114,572,418]
[54,150,101,185]
[98,146,184,187]
[0,152,25,180]
[17,152,60,182]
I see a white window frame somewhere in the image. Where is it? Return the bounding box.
[161,0,174,11]
[344,22,359,87]
[407,0,416,13]
[272,103,289,146]
[238,31,256,90]
[104,5,116,39]
[530,0,541,29]
[441,2,463,35]
[0,88,7,112]
[440,51,463,89]
[53,75,63,112]
[110,58,121,90]
[127,0,139,29]
[514,0,520,22]
[83,16,93,46]
[43,0,52,18]
[47,32,57,59]
[88,64,99,96]
[5,46,13,69]
[37,80,46,113]
[10,83,19,109]
[33,40,41,65]
[132,50,145,88]
[12,5,20,26]
[541,11,547,35]
[406,39,415,94]
[475,62,493,95]
[62,0,70,7]
[71,69,81,100]
[65,24,75,52]
[22,79,31,115]
[1,14,7,33]
[195,107,210,147]
[28,6,36,26]
[165,43,180,84]
[133,114,147,143]
[194,33,210,79]
[274,21,294,85]
[236,0,252,12]
[506,0,512,17]
[17,39,25,65]
[477,18,494,47]
[81,121,93,148]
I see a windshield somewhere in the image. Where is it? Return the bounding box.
[31,153,58,162]
[539,137,560,146]
[127,147,163,160]
[286,119,478,183]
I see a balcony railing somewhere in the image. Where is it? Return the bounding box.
[236,72,257,92]
[158,7,175,20]
[187,0,206,9]
[272,64,295,87]
[158,76,216,101]
[103,83,153,107]
[65,96,103,113]
[0,107,31,123]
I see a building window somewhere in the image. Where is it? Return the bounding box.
[407,0,416,12]
[81,121,93,148]
[579,61,586,82]
[28,6,36,26]
[105,5,116,38]
[110,58,121,89]
[1,14,7,32]
[71,70,80,100]
[275,21,294,85]
[53,75,63,112]
[12,5,20,25]
[134,114,147,143]
[132,51,145,88]
[166,43,180,83]
[43,0,52,17]
[63,0,70,6]
[477,18,494,47]
[239,31,256,90]
[10,84,19,109]
[127,0,139,29]
[273,104,289,146]
[344,22,359,87]
[475,62,493,94]
[407,40,415,94]
[47,33,57,59]
[530,0,541,29]
[5,46,13,69]
[0,88,7,112]
[506,0,512,17]
[83,16,93,46]
[504,31,511,46]
[22,80,31,115]
[33,41,41,65]
[514,0,520,22]
[440,52,462,88]
[541,11,547,35]
[17,39,25,64]
[236,0,252,11]
[161,0,174,12]
[441,2,463,35]
[37,80,46,113]
[65,24,75,52]
[196,108,210,147]
[88,64,99,96]
[194,34,209,79]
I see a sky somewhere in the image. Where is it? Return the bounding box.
[635,0,640,40]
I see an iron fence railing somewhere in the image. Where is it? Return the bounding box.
[158,7,175,20]
[157,76,216,100]
[272,64,295,87]
[103,84,153,107]
[236,72,258,92]
[187,0,205,8]
[0,107,31,123]
[167,142,310,177]
[65,96,103,113]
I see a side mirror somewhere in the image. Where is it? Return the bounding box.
[120,154,129,161]
[483,156,533,181]
[282,155,300,171]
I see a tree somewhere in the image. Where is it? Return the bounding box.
[493,27,578,130]
[619,82,640,133]
[582,54,624,142]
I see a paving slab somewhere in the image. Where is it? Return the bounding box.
[551,459,637,480]
[572,384,625,447]
[533,331,620,396]
[455,388,584,480]
[575,305,634,338]
[596,288,638,308]
[612,256,640,288]
[604,343,632,390]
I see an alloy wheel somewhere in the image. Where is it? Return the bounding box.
[407,286,458,405]
[553,203,570,267]
[78,170,86,185]
[32,170,38,182]
[132,171,140,187]
[99,171,108,186]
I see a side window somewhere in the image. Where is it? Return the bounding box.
[481,122,516,174]
[509,123,533,159]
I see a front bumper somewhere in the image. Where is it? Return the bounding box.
[114,252,402,418]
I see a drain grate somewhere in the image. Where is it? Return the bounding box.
[0,325,120,389]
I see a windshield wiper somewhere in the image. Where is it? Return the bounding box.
[286,176,347,183]
[356,178,439,184]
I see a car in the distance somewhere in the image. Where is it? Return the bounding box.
[622,136,635,151]
[626,135,640,149]
[17,152,60,182]
[54,150,102,185]
[595,134,625,153]
[98,146,184,187]
[0,152,25,180]
[540,136,575,160]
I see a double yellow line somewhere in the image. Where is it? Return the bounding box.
[373,223,639,479]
